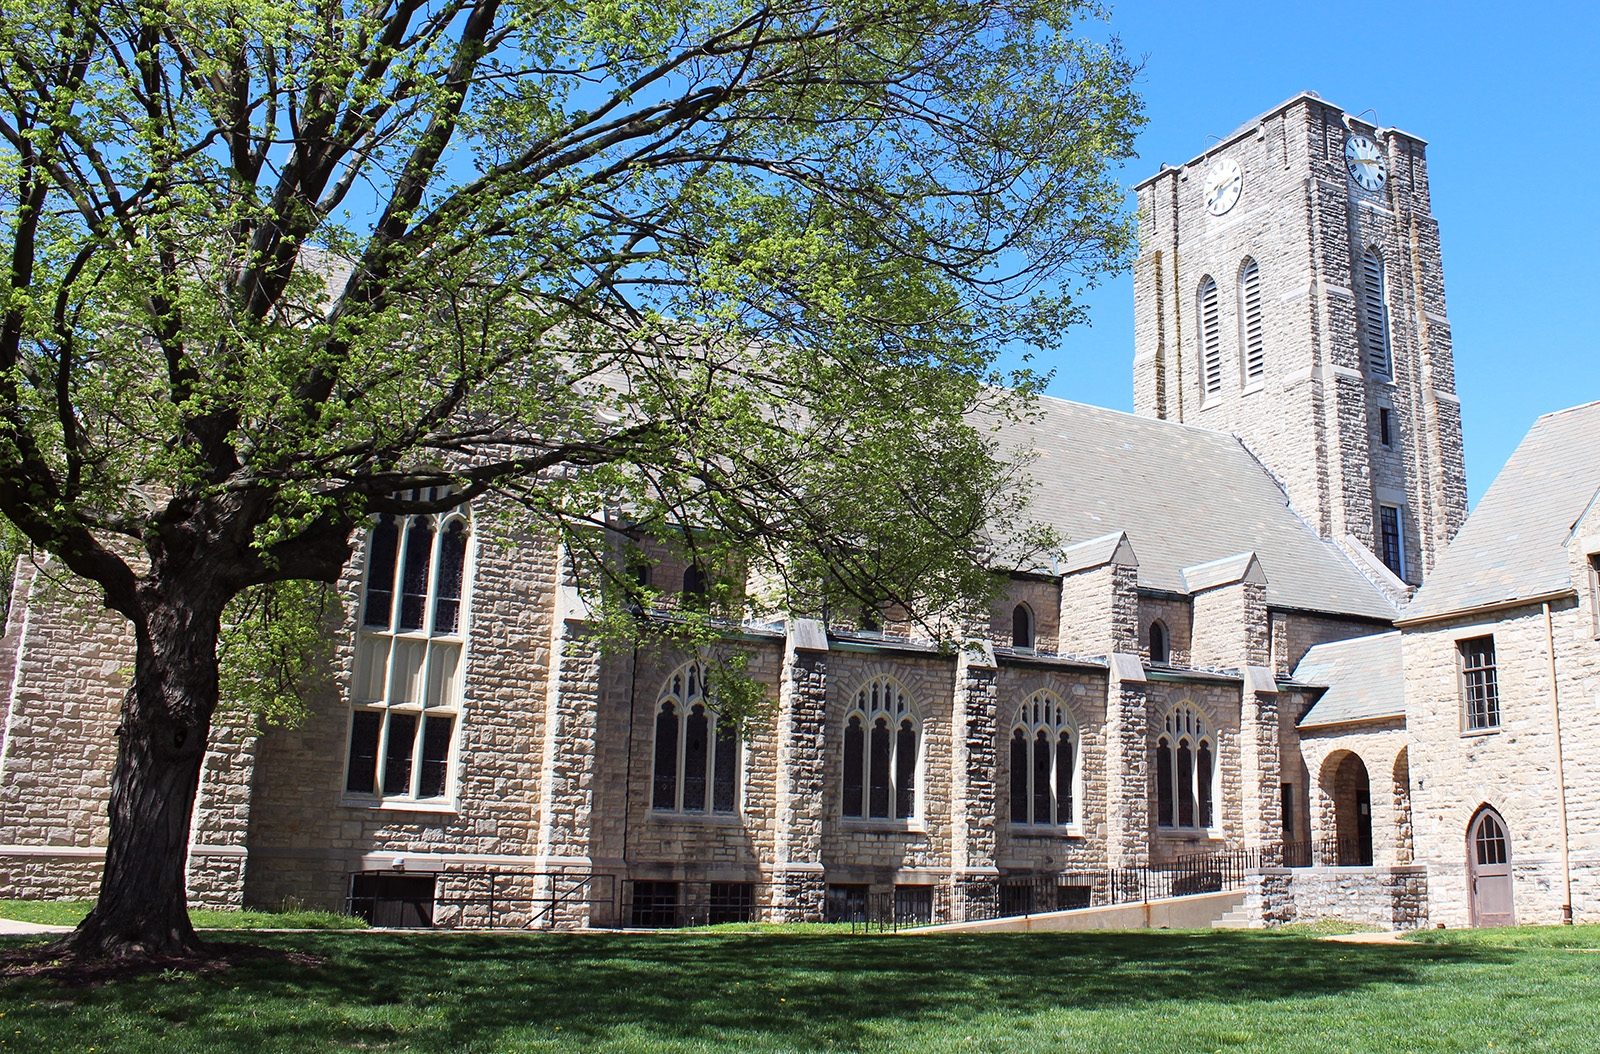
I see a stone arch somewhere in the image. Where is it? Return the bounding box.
[1317,749,1373,866]
[1391,747,1413,864]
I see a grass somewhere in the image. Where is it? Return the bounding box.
[0,927,1596,1053]
[1402,923,1600,948]
[0,900,367,930]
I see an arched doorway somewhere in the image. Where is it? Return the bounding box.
[1468,807,1515,927]
[1330,752,1373,866]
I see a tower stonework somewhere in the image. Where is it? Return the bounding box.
[1132,93,1467,585]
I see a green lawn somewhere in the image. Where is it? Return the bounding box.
[0,900,367,930]
[1,927,1595,1053]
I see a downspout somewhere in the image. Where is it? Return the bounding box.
[1543,601,1574,923]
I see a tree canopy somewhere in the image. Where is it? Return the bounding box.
[0,0,1141,958]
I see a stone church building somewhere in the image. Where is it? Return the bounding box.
[1,93,1597,930]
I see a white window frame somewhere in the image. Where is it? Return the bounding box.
[343,498,472,810]
[649,662,742,818]
[1007,690,1082,832]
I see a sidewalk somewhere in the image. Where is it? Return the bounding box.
[0,917,71,934]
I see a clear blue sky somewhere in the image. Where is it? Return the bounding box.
[1029,2,1599,507]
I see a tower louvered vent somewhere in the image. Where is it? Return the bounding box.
[1240,259,1264,382]
[1363,249,1391,378]
[1200,277,1222,396]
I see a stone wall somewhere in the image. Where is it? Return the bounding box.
[1404,576,1600,926]
[1254,865,1427,928]
[1131,94,1467,575]
[0,561,129,899]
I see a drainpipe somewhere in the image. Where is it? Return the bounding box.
[1543,601,1574,924]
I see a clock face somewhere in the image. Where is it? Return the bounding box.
[1203,158,1243,216]
[1345,135,1387,191]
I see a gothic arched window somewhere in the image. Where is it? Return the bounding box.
[842,677,919,821]
[1012,603,1034,649]
[651,663,740,814]
[1008,691,1078,827]
[1362,248,1392,379]
[1239,258,1265,383]
[348,499,471,803]
[1199,276,1223,398]
[1155,703,1214,829]
[1148,621,1169,665]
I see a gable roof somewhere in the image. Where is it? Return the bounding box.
[1293,631,1404,728]
[1403,400,1600,623]
[998,397,1397,621]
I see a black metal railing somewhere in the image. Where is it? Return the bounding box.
[344,870,616,929]
[618,879,765,928]
[1281,837,1371,868]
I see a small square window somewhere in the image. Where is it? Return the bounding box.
[1460,636,1500,731]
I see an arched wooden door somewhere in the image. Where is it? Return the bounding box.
[1468,808,1515,927]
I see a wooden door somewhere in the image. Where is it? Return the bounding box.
[1469,809,1515,927]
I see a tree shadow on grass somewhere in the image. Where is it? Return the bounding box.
[0,930,1514,1052]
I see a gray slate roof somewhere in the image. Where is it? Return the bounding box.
[1293,631,1404,728]
[1403,400,1600,622]
[999,397,1397,621]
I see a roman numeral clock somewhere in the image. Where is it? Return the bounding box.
[1345,134,1387,191]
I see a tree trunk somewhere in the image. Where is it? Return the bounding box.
[54,587,224,960]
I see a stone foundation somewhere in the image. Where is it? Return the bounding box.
[1250,865,1427,929]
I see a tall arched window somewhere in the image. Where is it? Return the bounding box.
[842,677,919,821]
[348,500,471,803]
[1012,603,1034,649]
[1008,691,1078,827]
[1155,703,1214,829]
[1198,277,1223,398]
[1148,621,1169,665]
[1238,258,1265,383]
[651,663,740,814]
[1362,248,1392,379]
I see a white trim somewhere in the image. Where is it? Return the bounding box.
[1322,284,1354,299]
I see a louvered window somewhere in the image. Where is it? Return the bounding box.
[1199,277,1222,397]
[1240,259,1265,382]
[1362,249,1392,378]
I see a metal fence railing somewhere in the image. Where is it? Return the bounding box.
[344,839,1381,930]
[345,870,615,930]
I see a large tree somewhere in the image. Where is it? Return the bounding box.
[0,0,1139,959]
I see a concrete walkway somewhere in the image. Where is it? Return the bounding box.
[1319,929,1408,944]
[0,916,71,934]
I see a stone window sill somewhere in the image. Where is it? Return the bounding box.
[840,820,926,836]
[1240,380,1266,397]
[1155,828,1223,841]
[1008,824,1085,839]
[1460,725,1501,739]
[339,797,458,815]
[648,810,744,826]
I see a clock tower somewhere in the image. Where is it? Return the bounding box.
[1131,92,1468,588]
